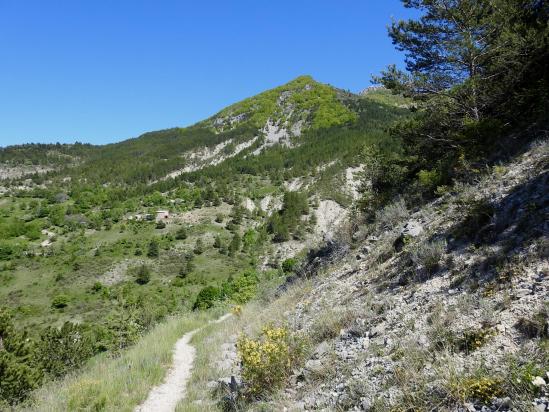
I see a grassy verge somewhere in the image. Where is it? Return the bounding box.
[17,309,223,412]
[176,278,315,411]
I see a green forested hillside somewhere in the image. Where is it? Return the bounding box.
[0,77,408,407]
[1,0,546,410]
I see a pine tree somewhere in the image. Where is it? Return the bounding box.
[213,235,222,249]
[147,240,159,258]
[175,226,187,240]
[178,261,188,279]
[135,264,151,285]
[376,0,548,167]
[228,233,241,257]
[193,238,204,255]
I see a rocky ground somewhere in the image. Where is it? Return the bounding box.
[214,140,549,411]
[0,164,54,180]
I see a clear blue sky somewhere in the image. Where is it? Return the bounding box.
[0,1,414,147]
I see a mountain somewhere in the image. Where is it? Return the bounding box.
[1,76,404,187]
[3,70,545,412]
[2,0,547,408]
[0,76,408,407]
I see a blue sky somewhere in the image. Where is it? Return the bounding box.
[0,1,414,147]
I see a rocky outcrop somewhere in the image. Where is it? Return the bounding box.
[257,140,549,410]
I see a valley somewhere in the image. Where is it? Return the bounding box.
[1,1,548,411]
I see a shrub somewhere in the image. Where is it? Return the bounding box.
[193,238,204,255]
[452,376,503,404]
[242,229,258,252]
[310,308,357,344]
[0,353,41,405]
[237,325,306,398]
[51,294,70,309]
[177,262,188,279]
[193,286,222,310]
[454,199,495,240]
[135,264,151,285]
[506,360,547,398]
[0,242,22,261]
[100,310,143,352]
[222,270,259,304]
[36,322,94,377]
[515,309,548,339]
[410,239,446,276]
[175,226,187,240]
[228,233,241,256]
[0,308,42,404]
[91,282,104,293]
[147,240,159,258]
[417,169,441,193]
[231,305,242,317]
[155,220,166,229]
[375,198,409,229]
[358,144,409,219]
[267,191,309,242]
[213,235,222,249]
[456,327,494,353]
[281,258,297,274]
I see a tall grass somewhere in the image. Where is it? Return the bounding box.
[177,278,314,411]
[17,310,218,412]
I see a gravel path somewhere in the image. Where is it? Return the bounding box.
[135,313,232,412]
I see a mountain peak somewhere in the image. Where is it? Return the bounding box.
[206,75,356,133]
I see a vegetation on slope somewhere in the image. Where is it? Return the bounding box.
[166,1,549,410]
[0,75,408,406]
[3,0,546,408]
[208,75,357,131]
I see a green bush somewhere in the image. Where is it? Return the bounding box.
[456,327,494,353]
[237,325,306,398]
[51,294,70,309]
[193,286,222,310]
[228,233,241,256]
[193,238,204,255]
[0,308,42,405]
[0,242,25,261]
[515,309,548,339]
[454,199,494,240]
[177,262,189,279]
[36,322,95,377]
[135,264,151,285]
[0,353,41,405]
[267,191,309,242]
[417,169,442,193]
[281,258,297,274]
[213,235,222,249]
[222,270,259,304]
[147,240,159,258]
[452,376,503,405]
[410,239,446,276]
[175,226,187,240]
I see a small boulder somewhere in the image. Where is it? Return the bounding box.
[532,376,547,387]
[313,341,330,358]
[304,359,323,373]
[394,220,424,251]
[403,220,424,237]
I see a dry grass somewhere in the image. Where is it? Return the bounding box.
[176,278,314,411]
[17,311,217,412]
[309,304,358,344]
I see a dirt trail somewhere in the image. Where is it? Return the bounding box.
[135,313,232,412]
